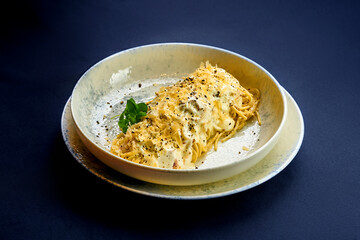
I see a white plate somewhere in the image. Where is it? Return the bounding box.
[61,88,304,199]
[71,43,287,185]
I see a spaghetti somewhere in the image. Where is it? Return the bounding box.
[110,62,260,169]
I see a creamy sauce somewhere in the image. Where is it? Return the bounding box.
[92,65,261,169]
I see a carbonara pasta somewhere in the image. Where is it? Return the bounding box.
[111,62,260,169]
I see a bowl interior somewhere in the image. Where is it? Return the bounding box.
[71,43,285,170]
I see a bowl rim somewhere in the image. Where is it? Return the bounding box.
[71,42,288,174]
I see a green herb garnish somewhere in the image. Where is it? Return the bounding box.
[115,98,148,133]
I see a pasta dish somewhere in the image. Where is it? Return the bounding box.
[110,62,260,169]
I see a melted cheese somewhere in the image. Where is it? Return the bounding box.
[111,62,260,169]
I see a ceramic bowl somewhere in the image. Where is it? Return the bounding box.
[71,43,287,186]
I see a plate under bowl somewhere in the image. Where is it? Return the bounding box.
[62,88,303,199]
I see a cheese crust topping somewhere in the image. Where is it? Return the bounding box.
[111,62,260,169]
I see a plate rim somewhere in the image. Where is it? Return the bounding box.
[61,87,304,200]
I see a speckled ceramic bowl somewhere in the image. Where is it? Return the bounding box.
[71,43,287,186]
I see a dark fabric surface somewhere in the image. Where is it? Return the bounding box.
[1,0,359,239]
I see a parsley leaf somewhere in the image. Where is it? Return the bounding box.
[116,98,148,133]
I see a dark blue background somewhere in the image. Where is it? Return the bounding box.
[1,0,359,239]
